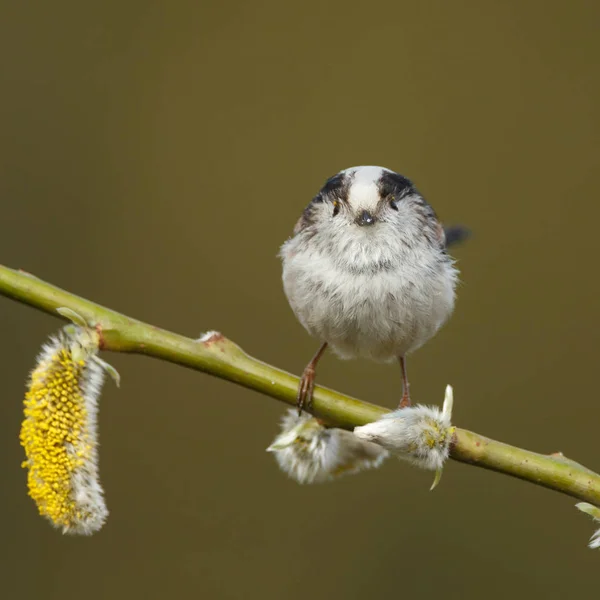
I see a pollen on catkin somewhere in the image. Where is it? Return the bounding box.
[267,409,389,484]
[20,324,114,535]
[354,385,455,488]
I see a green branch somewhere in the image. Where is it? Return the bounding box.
[2,263,599,505]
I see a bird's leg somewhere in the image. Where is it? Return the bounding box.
[297,342,328,415]
[398,356,411,408]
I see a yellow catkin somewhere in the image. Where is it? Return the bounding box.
[20,330,107,534]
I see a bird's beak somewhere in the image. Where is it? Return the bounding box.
[356,210,376,226]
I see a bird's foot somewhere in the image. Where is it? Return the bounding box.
[297,366,316,415]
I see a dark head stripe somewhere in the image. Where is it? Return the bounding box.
[316,172,350,203]
[377,170,414,199]
[294,172,350,234]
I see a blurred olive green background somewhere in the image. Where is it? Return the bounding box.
[1,0,599,598]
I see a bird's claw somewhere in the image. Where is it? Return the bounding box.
[297,367,316,415]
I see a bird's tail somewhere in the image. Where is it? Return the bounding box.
[444,225,471,248]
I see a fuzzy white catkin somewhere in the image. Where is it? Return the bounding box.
[576,503,600,549]
[267,410,389,484]
[353,386,454,472]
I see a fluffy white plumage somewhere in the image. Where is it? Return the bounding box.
[354,385,454,472]
[267,409,389,484]
[280,166,457,362]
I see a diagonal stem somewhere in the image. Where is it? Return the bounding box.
[1,263,599,505]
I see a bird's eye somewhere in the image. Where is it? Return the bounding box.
[332,201,340,216]
[389,197,399,211]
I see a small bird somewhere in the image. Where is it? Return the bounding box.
[280,166,466,413]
